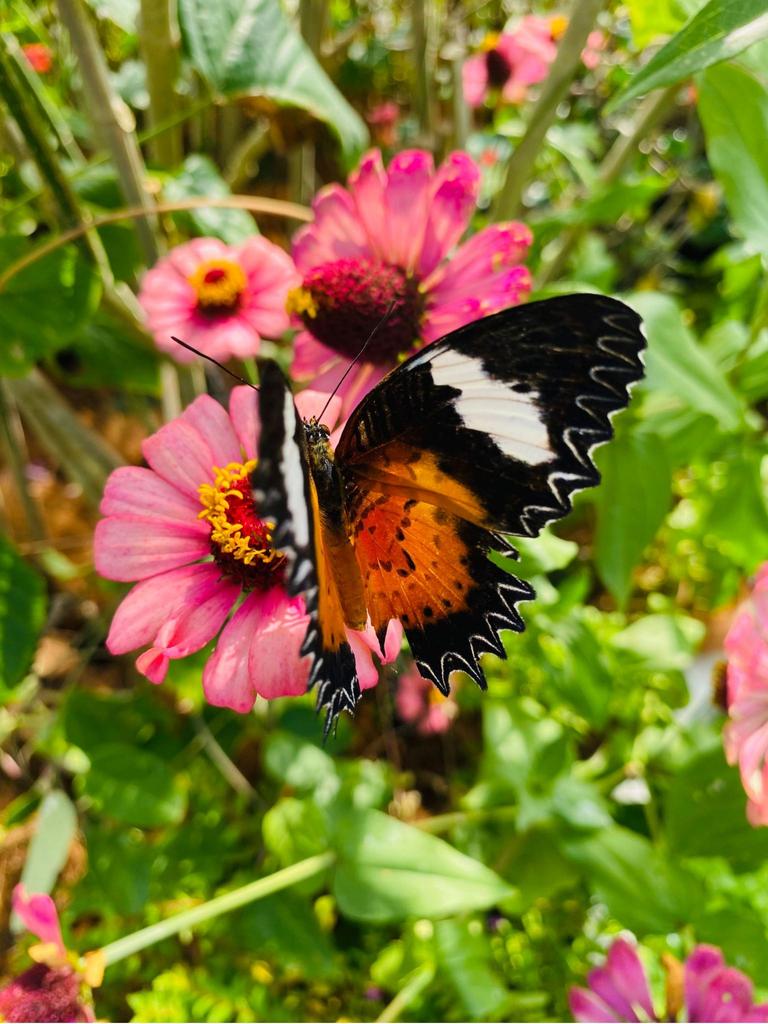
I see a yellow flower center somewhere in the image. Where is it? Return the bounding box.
[549,15,569,39]
[189,259,247,315]
[286,285,319,319]
[198,460,285,589]
[482,31,501,51]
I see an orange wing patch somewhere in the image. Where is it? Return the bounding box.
[351,442,489,528]
[350,486,475,636]
[308,475,348,654]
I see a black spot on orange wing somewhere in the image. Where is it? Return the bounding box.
[350,484,534,694]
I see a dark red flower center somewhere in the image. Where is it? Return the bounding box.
[0,964,88,1024]
[485,47,512,89]
[287,257,425,365]
[198,461,286,591]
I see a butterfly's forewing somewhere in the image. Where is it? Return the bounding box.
[252,361,360,726]
[336,294,645,691]
[337,294,645,537]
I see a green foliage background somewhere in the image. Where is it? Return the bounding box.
[2,0,768,1020]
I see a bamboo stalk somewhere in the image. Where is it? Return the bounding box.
[493,0,606,220]
[139,0,183,168]
[56,0,161,264]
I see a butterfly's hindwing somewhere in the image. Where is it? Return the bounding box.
[337,294,645,537]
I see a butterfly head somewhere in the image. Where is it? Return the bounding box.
[303,416,331,447]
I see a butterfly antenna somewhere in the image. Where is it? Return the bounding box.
[317,302,397,422]
[169,336,259,390]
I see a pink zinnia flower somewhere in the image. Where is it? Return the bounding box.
[462,19,557,108]
[288,148,532,414]
[0,886,101,1023]
[724,564,768,825]
[94,388,401,711]
[569,937,768,1022]
[366,101,400,148]
[139,236,299,364]
[22,42,53,74]
[396,662,458,735]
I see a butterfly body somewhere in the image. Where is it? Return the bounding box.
[253,294,646,728]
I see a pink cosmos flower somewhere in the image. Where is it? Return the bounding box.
[396,662,458,735]
[288,148,532,414]
[94,387,402,711]
[139,236,299,364]
[569,937,768,1023]
[0,886,99,1023]
[724,564,768,826]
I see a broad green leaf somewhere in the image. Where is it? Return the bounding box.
[630,292,745,428]
[262,797,329,867]
[435,919,511,1020]
[705,448,768,571]
[12,792,77,933]
[165,156,257,245]
[627,0,705,49]
[594,430,673,607]
[332,810,517,923]
[81,825,154,915]
[695,906,768,979]
[48,315,160,396]
[0,534,46,690]
[698,63,768,259]
[80,743,187,827]
[0,240,102,377]
[563,826,704,934]
[263,731,339,803]
[611,613,705,670]
[666,745,768,870]
[178,0,368,163]
[613,0,768,110]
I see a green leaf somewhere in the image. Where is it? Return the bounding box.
[694,906,768,979]
[234,893,340,981]
[0,240,102,377]
[0,534,46,690]
[165,156,257,245]
[626,0,705,49]
[80,743,187,828]
[178,0,368,163]
[563,826,704,934]
[82,825,154,915]
[14,792,77,932]
[665,745,768,870]
[698,62,768,259]
[262,797,330,867]
[630,292,746,429]
[434,919,511,1020]
[611,613,705,670]
[263,731,339,803]
[613,0,768,110]
[594,430,673,607]
[48,315,160,396]
[333,810,518,923]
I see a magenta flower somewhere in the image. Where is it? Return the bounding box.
[724,564,768,825]
[139,236,299,364]
[569,937,768,1023]
[94,388,401,711]
[366,100,400,148]
[0,886,100,1023]
[395,662,458,735]
[462,18,557,107]
[288,148,532,414]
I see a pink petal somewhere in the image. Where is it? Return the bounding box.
[290,329,342,381]
[417,152,481,277]
[203,588,310,711]
[201,316,262,360]
[229,385,260,461]
[685,946,725,1022]
[178,393,242,467]
[93,517,208,581]
[381,150,435,271]
[347,628,381,692]
[424,221,533,294]
[142,406,220,498]
[569,988,619,1023]
[295,389,342,431]
[136,647,170,684]
[462,54,489,107]
[12,886,64,955]
[100,466,205,528]
[348,150,390,261]
[293,184,371,272]
[166,236,232,278]
[587,939,655,1023]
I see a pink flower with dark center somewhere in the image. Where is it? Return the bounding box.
[0,886,99,1023]
[395,662,458,735]
[724,564,768,826]
[288,148,532,414]
[139,236,299,364]
[22,42,53,74]
[569,938,768,1023]
[94,387,401,711]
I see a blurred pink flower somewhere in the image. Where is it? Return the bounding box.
[289,148,531,414]
[582,29,607,71]
[0,886,98,1023]
[94,388,401,711]
[22,42,53,73]
[366,101,400,148]
[569,938,768,1023]
[396,662,458,734]
[724,564,768,825]
[139,236,298,365]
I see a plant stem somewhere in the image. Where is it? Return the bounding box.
[99,852,336,967]
[415,804,518,833]
[411,0,433,144]
[493,0,605,220]
[139,0,183,168]
[536,84,678,287]
[376,964,435,1023]
[56,0,161,265]
[0,381,47,545]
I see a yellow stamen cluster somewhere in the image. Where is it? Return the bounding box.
[286,285,318,319]
[188,259,247,310]
[549,14,569,39]
[198,460,279,566]
[482,31,501,51]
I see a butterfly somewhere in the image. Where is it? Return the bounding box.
[252,294,645,728]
